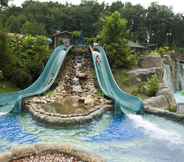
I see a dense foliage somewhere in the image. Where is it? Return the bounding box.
[143,75,160,97]
[0,1,184,47]
[0,33,50,88]
[98,11,136,68]
[1,0,184,87]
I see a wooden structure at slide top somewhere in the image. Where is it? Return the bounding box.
[52,31,72,48]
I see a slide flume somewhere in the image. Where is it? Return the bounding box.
[90,46,144,114]
[0,45,72,114]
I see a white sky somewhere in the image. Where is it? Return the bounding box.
[10,0,184,14]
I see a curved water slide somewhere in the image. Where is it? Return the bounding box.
[90,46,144,114]
[0,45,72,114]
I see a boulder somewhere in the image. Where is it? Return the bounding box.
[144,95,169,110]
[144,82,177,111]
[139,56,162,68]
[157,83,176,110]
[76,72,88,79]
[128,67,161,84]
[84,95,95,106]
[72,85,82,93]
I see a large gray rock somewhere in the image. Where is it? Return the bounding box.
[139,56,162,68]
[144,95,169,110]
[84,95,95,106]
[128,67,161,84]
[144,82,176,111]
[157,83,176,109]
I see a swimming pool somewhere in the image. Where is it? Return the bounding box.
[0,111,184,162]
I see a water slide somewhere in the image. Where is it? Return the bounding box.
[0,45,72,114]
[90,46,144,114]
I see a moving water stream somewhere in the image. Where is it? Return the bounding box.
[163,61,184,107]
[163,64,175,92]
[0,112,184,162]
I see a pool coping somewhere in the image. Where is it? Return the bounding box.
[145,106,184,122]
[0,143,106,162]
[25,102,113,125]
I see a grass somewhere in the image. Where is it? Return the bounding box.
[0,81,19,93]
[0,87,19,93]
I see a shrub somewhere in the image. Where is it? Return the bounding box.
[0,33,51,88]
[157,46,173,56]
[146,46,173,57]
[86,37,96,45]
[11,69,32,88]
[168,106,177,112]
[144,75,159,97]
[72,31,81,39]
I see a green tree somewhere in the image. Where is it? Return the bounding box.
[0,0,8,8]
[120,2,147,42]
[5,15,26,33]
[21,21,46,35]
[108,1,124,12]
[146,2,175,46]
[0,34,50,88]
[99,11,136,68]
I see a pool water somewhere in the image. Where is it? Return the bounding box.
[0,111,184,162]
[174,91,184,104]
[41,101,87,114]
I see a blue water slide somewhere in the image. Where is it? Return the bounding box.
[0,45,72,113]
[90,46,144,114]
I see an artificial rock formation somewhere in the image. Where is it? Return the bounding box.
[25,48,112,125]
[128,67,161,84]
[139,55,162,68]
[144,82,176,111]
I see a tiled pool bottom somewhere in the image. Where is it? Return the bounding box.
[0,112,184,162]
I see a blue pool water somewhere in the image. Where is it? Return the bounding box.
[174,91,184,103]
[0,112,184,162]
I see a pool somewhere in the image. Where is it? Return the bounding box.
[174,91,184,104]
[0,111,184,162]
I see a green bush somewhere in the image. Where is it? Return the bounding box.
[168,106,177,112]
[11,69,32,88]
[146,46,173,57]
[0,33,51,88]
[72,31,81,39]
[144,75,159,97]
[98,11,137,68]
[86,37,96,45]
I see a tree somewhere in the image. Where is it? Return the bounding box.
[120,2,147,42]
[99,11,136,68]
[146,2,175,46]
[5,15,26,33]
[21,21,46,35]
[0,0,8,8]
[108,1,124,12]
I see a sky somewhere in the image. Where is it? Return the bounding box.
[11,0,184,14]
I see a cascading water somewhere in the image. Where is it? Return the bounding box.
[176,61,184,90]
[165,60,184,109]
[163,64,175,92]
